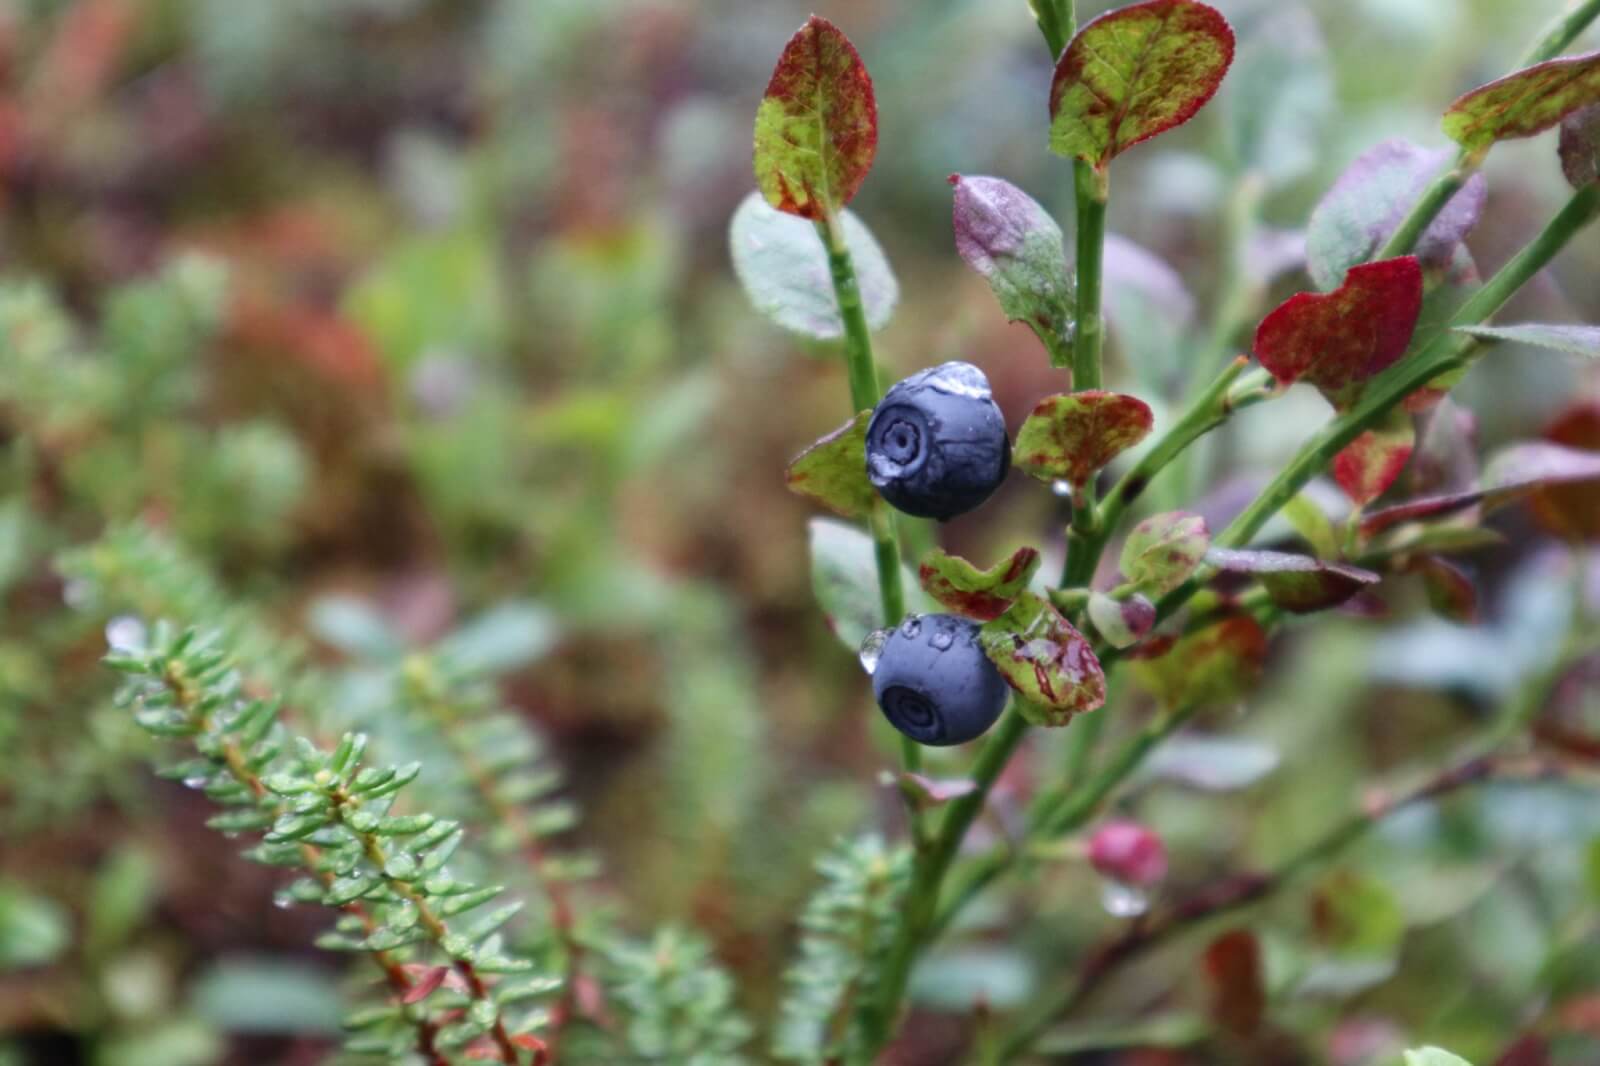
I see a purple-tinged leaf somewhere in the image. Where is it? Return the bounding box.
[1013,391,1154,489]
[1523,405,1600,541]
[1122,512,1210,597]
[1246,227,1308,286]
[1560,103,1600,189]
[1103,233,1195,386]
[1456,323,1600,358]
[786,411,875,518]
[950,175,1074,364]
[1443,49,1600,154]
[1087,590,1156,649]
[893,772,979,810]
[978,592,1105,724]
[729,192,898,340]
[1217,8,1333,189]
[1206,547,1380,613]
[1332,408,1415,506]
[919,546,1041,623]
[1254,258,1424,410]
[1130,615,1268,709]
[1415,554,1478,623]
[1411,398,1479,498]
[1145,734,1280,791]
[753,15,877,220]
[1048,0,1236,168]
[1305,139,1487,291]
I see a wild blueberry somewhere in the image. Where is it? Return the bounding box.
[872,613,1009,746]
[865,361,1010,520]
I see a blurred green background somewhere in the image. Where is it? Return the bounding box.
[1,0,1598,1063]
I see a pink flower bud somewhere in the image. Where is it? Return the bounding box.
[1088,819,1167,887]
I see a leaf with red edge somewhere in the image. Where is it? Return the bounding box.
[1333,408,1415,506]
[401,965,449,1005]
[978,592,1106,725]
[1049,0,1235,168]
[1415,554,1478,623]
[1014,391,1154,489]
[1457,322,1600,358]
[1121,511,1210,597]
[1524,404,1600,541]
[753,15,877,220]
[919,546,1041,622]
[1130,615,1267,709]
[1561,103,1600,188]
[1443,49,1600,154]
[786,411,875,518]
[1206,548,1380,614]
[950,175,1074,364]
[1254,257,1424,409]
[1204,929,1265,1037]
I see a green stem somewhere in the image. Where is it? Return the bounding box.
[1061,164,1110,587]
[817,216,923,788]
[1523,0,1600,64]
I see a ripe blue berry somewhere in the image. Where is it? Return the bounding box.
[865,361,1011,520]
[872,614,1009,746]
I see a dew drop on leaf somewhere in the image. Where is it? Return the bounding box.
[183,775,208,790]
[859,627,891,675]
[1100,877,1151,917]
[104,614,147,653]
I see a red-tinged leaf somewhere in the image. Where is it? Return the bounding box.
[753,16,877,220]
[1525,405,1600,541]
[1013,391,1154,488]
[786,411,875,518]
[513,1033,551,1066]
[978,592,1106,724]
[1048,0,1236,167]
[401,965,449,1005]
[1206,548,1380,614]
[1561,103,1600,188]
[1443,49,1600,154]
[950,175,1074,363]
[1309,871,1404,958]
[1415,554,1478,623]
[1121,511,1210,597]
[1457,322,1600,358]
[1494,1035,1551,1066]
[1333,409,1415,506]
[1087,590,1156,649]
[1204,929,1265,1037]
[919,546,1041,622]
[1306,139,1487,290]
[894,772,979,810]
[1130,615,1267,709]
[1253,257,1424,409]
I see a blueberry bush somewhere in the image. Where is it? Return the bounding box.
[4,1,1600,1064]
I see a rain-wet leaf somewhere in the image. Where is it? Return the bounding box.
[785,411,875,518]
[950,175,1073,364]
[1203,929,1264,1036]
[978,592,1105,724]
[1332,408,1415,506]
[1014,391,1154,489]
[1206,548,1379,613]
[1456,323,1600,359]
[1560,104,1600,188]
[753,15,877,220]
[1130,615,1267,709]
[1048,0,1235,167]
[1086,591,1155,649]
[1443,49,1600,154]
[919,546,1041,623]
[1305,139,1486,290]
[1254,257,1424,409]
[1218,7,1333,188]
[1415,554,1478,623]
[729,192,897,340]
[1121,512,1209,597]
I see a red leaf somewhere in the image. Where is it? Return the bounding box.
[753,16,876,220]
[1014,390,1154,488]
[401,965,449,1005]
[1333,411,1415,506]
[1254,257,1423,409]
[1204,929,1265,1036]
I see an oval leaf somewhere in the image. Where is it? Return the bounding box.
[919,546,1042,622]
[729,192,897,340]
[1443,49,1600,154]
[1130,615,1267,709]
[978,592,1106,723]
[1456,322,1600,358]
[950,174,1074,362]
[786,411,875,518]
[1415,554,1478,623]
[808,518,922,651]
[1332,408,1415,506]
[1014,391,1154,489]
[1254,257,1423,409]
[1121,511,1209,597]
[1205,547,1380,614]
[1048,0,1236,167]
[754,15,877,220]
[1560,103,1600,188]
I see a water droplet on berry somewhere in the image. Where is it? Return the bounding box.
[105,615,147,653]
[1099,878,1150,918]
[858,628,891,675]
[899,614,923,639]
[922,361,992,400]
[1051,480,1073,499]
[930,628,954,651]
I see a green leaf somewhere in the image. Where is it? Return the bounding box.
[917,546,1041,623]
[729,192,897,340]
[1311,870,1405,958]
[1205,548,1380,614]
[1415,554,1478,623]
[0,882,69,967]
[1443,49,1600,154]
[978,592,1105,724]
[191,958,344,1035]
[1282,493,1339,559]
[1217,8,1333,189]
[1014,391,1154,489]
[949,174,1073,363]
[807,518,923,652]
[1404,1049,1472,1066]
[1130,616,1267,709]
[1121,512,1209,597]
[1560,103,1600,188]
[1049,0,1235,167]
[753,15,877,220]
[1456,322,1600,358]
[785,411,876,518]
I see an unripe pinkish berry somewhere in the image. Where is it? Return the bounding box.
[1088,819,1167,887]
